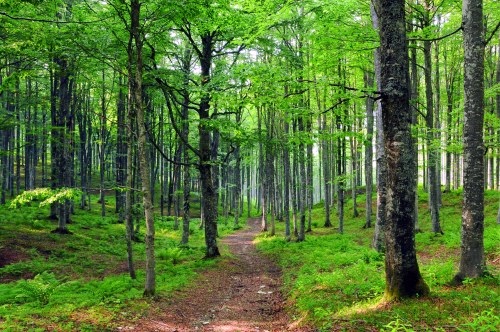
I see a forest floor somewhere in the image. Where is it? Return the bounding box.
[122,218,315,332]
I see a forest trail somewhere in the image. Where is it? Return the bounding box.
[126,218,313,332]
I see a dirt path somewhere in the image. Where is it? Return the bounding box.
[127,218,313,332]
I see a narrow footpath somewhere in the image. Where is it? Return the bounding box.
[127,218,314,332]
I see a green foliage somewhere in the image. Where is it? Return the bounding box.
[382,317,414,332]
[157,247,184,265]
[0,192,239,331]
[16,272,61,305]
[458,309,500,332]
[10,188,82,209]
[256,190,499,330]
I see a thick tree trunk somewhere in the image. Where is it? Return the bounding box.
[198,33,220,258]
[454,0,486,282]
[51,56,73,234]
[376,0,429,300]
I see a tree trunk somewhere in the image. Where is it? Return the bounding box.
[197,33,220,258]
[376,0,429,300]
[454,0,486,282]
[371,3,386,252]
[51,56,73,234]
[364,71,374,228]
[116,75,127,222]
[321,113,332,227]
[283,120,292,240]
[99,67,107,217]
[129,0,155,295]
[297,117,306,242]
[423,36,442,234]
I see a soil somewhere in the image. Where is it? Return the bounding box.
[125,218,315,332]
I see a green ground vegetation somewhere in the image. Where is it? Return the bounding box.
[0,189,498,331]
[255,189,499,331]
[0,194,238,331]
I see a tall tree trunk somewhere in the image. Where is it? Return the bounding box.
[454,0,486,282]
[257,105,267,231]
[51,56,73,234]
[297,117,306,242]
[376,0,429,300]
[129,0,155,295]
[364,71,374,228]
[198,33,220,258]
[180,49,192,245]
[321,113,332,227]
[423,35,442,234]
[283,120,292,240]
[116,75,127,222]
[99,67,107,217]
[371,4,386,252]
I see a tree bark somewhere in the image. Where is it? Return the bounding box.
[423,34,442,234]
[371,3,386,252]
[454,0,486,282]
[364,71,374,228]
[376,0,429,300]
[198,33,220,258]
[129,0,155,295]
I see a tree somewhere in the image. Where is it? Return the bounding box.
[375,0,429,300]
[126,0,156,296]
[454,0,486,282]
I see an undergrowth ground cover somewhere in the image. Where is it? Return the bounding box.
[0,189,498,331]
[255,189,499,331]
[0,195,238,331]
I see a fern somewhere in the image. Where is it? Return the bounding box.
[15,272,61,305]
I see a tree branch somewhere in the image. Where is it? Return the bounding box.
[485,21,500,46]
[0,11,109,24]
[408,25,463,42]
[145,123,197,167]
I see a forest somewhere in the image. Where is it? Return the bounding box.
[0,0,499,331]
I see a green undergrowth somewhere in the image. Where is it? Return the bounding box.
[0,194,241,331]
[255,189,499,331]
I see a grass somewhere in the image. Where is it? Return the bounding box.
[0,193,242,331]
[0,188,498,331]
[255,189,499,331]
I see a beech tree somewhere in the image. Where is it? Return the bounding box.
[375,0,429,300]
[454,0,486,282]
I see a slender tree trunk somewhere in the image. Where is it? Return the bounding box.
[454,0,486,282]
[116,75,127,221]
[321,113,332,227]
[283,120,292,240]
[376,0,429,300]
[371,4,386,252]
[364,71,374,228]
[297,116,306,242]
[99,68,107,217]
[129,0,155,295]
[423,37,442,234]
